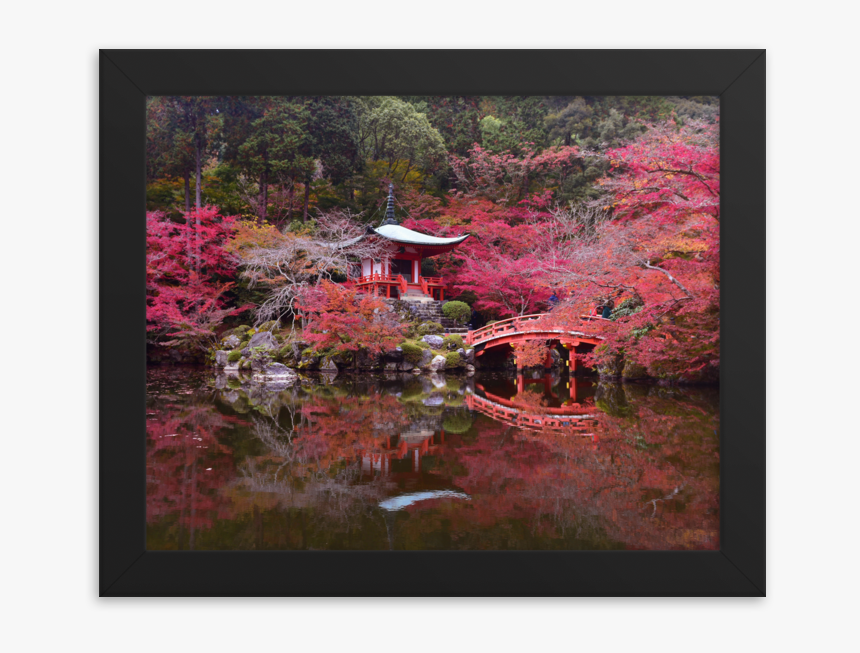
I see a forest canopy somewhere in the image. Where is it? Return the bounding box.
[146,95,720,382]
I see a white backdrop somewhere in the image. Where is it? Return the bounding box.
[2,2,857,651]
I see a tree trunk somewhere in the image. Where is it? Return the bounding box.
[194,151,202,273]
[184,168,194,267]
[288,177,294,222]
[259,169,268,224]
[195,142,202,210]
[400,161,412,183]
[302,179,310,223]
[195,208,201,274]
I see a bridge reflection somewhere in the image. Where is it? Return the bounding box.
[357,373,601,483]
[468,375,600,442]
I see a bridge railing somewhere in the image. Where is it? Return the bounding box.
[466,313,549,346]
[464,312,612,346]
[465,394,599,436]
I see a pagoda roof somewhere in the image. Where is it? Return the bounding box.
[373,223,469,247]
[336,184,468,251]
[334,223,469,252]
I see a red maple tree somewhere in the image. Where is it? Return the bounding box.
[299,281,406,366]
[146,206,251,351]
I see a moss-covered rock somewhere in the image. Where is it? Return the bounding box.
[400,341,425,365]
[417,322,444,336]
[442,334,464,350]
[622,360,648,380]
[597,353,624,378]
[445,351,462,368]
[226,325,251,338]
[227,350,242,363]
[257,320,280,332]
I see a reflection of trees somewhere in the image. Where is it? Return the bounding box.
[391,380,719,550]
[147,370,719,551]
[236,393,413,532]
[146,403,242,549]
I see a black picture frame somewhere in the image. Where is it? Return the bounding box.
[100,49,765,597]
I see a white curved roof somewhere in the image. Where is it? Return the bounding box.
[374,224,469,246]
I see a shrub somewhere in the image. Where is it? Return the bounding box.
[417,322,444,336]
[227,325,251,338]
[442,300,471,325]
[445,351,461,368]
[400,341,425,365]
[227,350,242,363]
[442,334,464,350]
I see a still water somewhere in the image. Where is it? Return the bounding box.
[146,368,719,551]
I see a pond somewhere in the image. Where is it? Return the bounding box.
[146,368,719,551]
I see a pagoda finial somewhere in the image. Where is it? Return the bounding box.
[381,183,398,226]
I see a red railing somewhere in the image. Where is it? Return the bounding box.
[465,393,599,436]
[352,273,403,285]
[348,273,446,299]
[464,313,611,346]
[466,314,549,346]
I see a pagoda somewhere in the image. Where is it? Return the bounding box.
[346,184,469,301]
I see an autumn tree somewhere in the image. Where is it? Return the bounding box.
[298,281,405,367]
[402,196,551,317]
[449,143,582,204]
[534,119,720,381]
[146,207,250,351]
[237,208,391,325]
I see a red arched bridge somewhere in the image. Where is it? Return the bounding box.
[463,313,608,371]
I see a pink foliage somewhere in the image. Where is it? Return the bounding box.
[146,206,251,349]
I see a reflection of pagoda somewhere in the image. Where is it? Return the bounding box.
[359,430,446,477]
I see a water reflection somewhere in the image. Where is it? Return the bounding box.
[146,367,719,551]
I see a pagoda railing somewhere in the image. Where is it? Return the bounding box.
[351,273,403,285]
[348,273,446,299]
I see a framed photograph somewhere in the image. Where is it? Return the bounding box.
[100,49,764,596]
